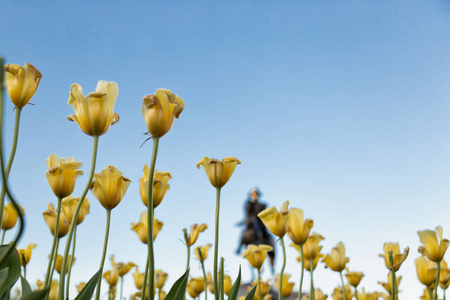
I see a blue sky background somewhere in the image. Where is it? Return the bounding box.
[2,1,450,299]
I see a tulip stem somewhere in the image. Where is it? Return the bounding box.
[213,187,221,300]
[388,251,397,300]
[59,135,99,299]
[120,277,124,300]
[428,288,433,300]
[434,261,441,300]
[186,245,191,271]
[23,265,26,279]
[45,197,62,290]
[339,271,347,300]
[298,244,304,300]
[200,261,208,300]
[47,237,60,300]
[354,288,358,300]
[309,258,314,300]
[279,237,286,300]
[95,209,112,300]
[66,226,77,299]
[142,254,150,300]
[0,107,22,228]
[143,136,160,300]
[220,257,225,300]
[1,230,5,245]
[257,268,262,300]
[158,288,161,300]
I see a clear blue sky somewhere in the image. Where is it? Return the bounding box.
[2,1,450,299]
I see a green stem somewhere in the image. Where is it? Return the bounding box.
[66,226,77,299]
[444,289,446,300]
[428,288,433,300]
[186,245,191,271]
[434,261,441,300]
[213,187,221,300]
[220,258,224,300]
[158,288,161,300]
[108,285,111,300]
[0,107,22,228]
[309,258,314,300]
[391,270,397,300]
[23,265,26,279]
[95,209,112,300]
[339,272,347,300]
[142,254,150,300]
[257,268,262,300]
[120,277,124,300]
[48,237,60,299]
[1,230,5,245]
[279,237,286,300]
[298,245,304,300]
[200,261,208,300]
[354,288,358,300]
[142,137,160,300]
[45,197,62,289]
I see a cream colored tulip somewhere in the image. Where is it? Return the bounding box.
[418,226,450,262]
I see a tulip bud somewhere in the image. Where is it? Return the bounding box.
[4,62,42,108]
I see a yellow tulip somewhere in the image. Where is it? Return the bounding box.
[103,266,120,287]
[142,89,185,138]
[195,244,212,262]
[108,286,117,300]
[4,62,42,108]
[43,203,70,237]
[257,201,289,237]
[61,196,90,225]
[303,232,325,260]
[357,289,379,300]
[207,273,215,293]
[36,279,45,290]
[185,223,208,246]
[131,212,163,244]
[274,273,295,297]
[46,154,83,199]
[90,165,131,210]
[301,288,328,300]
[322,242,349,272]
[439,259,450,290]
[378,272,402,294]
[133,267,145,290]
[18,244,36,266]
[418,226,450,262]
[331,284,353,300]
[287,208,314,245]
[2,203,24,230]
[67,80,119,136]
[49,279,59,300]
[345,271,364,288]
[206,272,232,295]
[248,279,271,300]
[159,290,166,300]
[187,277,205,299]
[378,242,409,271]
[139,165,172,208]
[155,270,168,290]
[110,255,136,277]
[296,250,323,271]
[197,157,241,188]
[76,282,86,293]
[415,256,437,287]
[242,244,273,269]
[55,254,75,274]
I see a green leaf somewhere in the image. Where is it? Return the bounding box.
[0,268,9,289]
[74,269,102,300]
[165,269,190,300]
[245,286,257,300]
[0,246,21,297]
[227,266,241,300]
[20,288,49,300]
[20,276,31,296]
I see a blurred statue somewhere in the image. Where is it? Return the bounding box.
[236,188,275,273]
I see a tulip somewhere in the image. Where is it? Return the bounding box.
[275,273,295,298]
[345,271,364,288]
[287,208,314,246]
[195,244,212,262]
[61,196,90,225]
[415,256,438,288]
[76,282,86,293]
[110,255,136,277]
[206,272,231,295]
[197,157,241,189]
[439,259,450,292]
[49,279,59,300]
[103,266,120,287]
[67,81,119,136]
[46,154,83,199]
[331,285,353,300]
[139,165,172,208]
[185,223,208,246]
[301,289,328,300]
[378,243,409,272]
[1,203,24,231]
[418,226,450,263]
[296,251,323,271]
[90,165,131,210]
[43,203,70,238]
[187,277,205,299]
[4,62,42,108]
[131,212,164,244]
[243,244,274,270]
[55,254,75,275]
[142,89,185,138]
[378,273,402,295]
[133,267,145,290]
[248,279,271,300]
[258,201,289,237]
[155,270,168,290]
[303,233,325,260]
[37,280,45,290]
[18,244,37,266]
[322,242,349,273]
[159,290,166,300]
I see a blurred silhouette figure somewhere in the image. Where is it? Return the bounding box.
[236,188,275,274]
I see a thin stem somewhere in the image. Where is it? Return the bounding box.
[257,268,262,300]
[108,285,111,300]
[23,265,26,279]
[391,270,397,300]
[158,288,161,300]
[279,237,286,300]
[45,197,62,289]
[200,261,208,300]
[354,288,358,300]
[309,258,314,300]
[66,226,77,299]
[213,187,221,300]
[0,107,22,227]
[59,135,99,299]
[339,271,347,300]
[95,209,112,300]
[444,289,446,300]
[434,261,441,300]
[1,230,5,245]
[186,245,191,271]
[48,238,60,297]
[142,137,160,300]
[120,277,124,300]
[428,288,433,300]
[298,244,304,300]
[142,254,150,300]
[220,258,224,300]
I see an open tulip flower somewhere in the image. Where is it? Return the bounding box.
[55,254,75,274]
[379,242,409,272]
[322,242,349,272]
[46,154,83,199]
[67,80,120,136]
[275,273,295,298]
[345,271,364,288]
[187,277,205,299]
[4,62,42,108]
[90,165,131,210]
[111,255,136,277]
[103,265,120,287]
[197,157,241,188]
[287,208,314,246]
[257,201,289,237]
[139,165,172,209]
[43,203,70,238]
[131,211,164,244]
[297,250,323,271]
[155,270,168,290]
[418,226,450,263]
[378,272,402,295]
[195,244,212,262]
[243,244,274,270]
[2,203,24,231]
[415,256,438,288]
[185,223,208,246]
[61,196,90,225]
[18,244,37,266]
